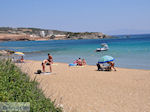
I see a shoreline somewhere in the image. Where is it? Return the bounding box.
[18,60,150,112]
[28,59,150,71]
[0,49,149,70]
[1,36,150,70]
[0,37,110,42]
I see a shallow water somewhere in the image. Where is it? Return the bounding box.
[0,34,150,70]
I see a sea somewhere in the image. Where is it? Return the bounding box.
[0,34,150,70]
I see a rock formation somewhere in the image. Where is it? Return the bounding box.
[0,27,115,41]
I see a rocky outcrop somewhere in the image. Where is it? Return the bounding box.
[0,50,15,56]
[66,32,110,39]
[0,27,115,41]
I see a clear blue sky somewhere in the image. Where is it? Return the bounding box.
[0,0,150,35]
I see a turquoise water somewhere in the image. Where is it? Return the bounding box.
[0,34,150,70]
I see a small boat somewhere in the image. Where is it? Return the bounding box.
[96,43,109,52]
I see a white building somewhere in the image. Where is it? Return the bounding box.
[40,31,45,37]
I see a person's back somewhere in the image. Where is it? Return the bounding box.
[77,58,82,66]
[82,59,86,65]
[20,56,24,62]
[41,59,48,72]
[42,59,48,64]
[73,60,78,64]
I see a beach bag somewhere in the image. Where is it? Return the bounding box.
[37,70,42,74]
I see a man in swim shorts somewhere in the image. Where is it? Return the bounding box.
[48,53,53,72]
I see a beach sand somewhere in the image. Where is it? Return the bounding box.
[17,60,150,112]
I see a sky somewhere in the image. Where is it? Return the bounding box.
[0,0,150,35]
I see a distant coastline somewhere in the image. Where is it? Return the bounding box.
[0,27,115,41]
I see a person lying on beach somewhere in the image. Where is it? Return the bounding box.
[41,59,52,73]
[107,61,117,71]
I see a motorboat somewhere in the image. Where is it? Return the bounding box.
[96,43,109,52]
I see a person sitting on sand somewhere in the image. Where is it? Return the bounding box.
[82,59,86,66]
[73,60,78,64]
[41,59,51,73]
[107,61,117,71]
[77,58,82,66]
[16,56,25,63]
[20,56,24,63]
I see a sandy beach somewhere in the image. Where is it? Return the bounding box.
[17,60,150,112]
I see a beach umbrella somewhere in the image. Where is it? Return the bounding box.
[14,52,25,56]
[98,55,114,63]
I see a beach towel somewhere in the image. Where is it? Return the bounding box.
[69,63,77,66]
[40,72,56,75]
[34,71,56,75]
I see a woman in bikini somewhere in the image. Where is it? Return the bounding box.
[41,59,50,72]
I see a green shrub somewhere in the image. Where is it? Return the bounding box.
[0,59,62,112]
